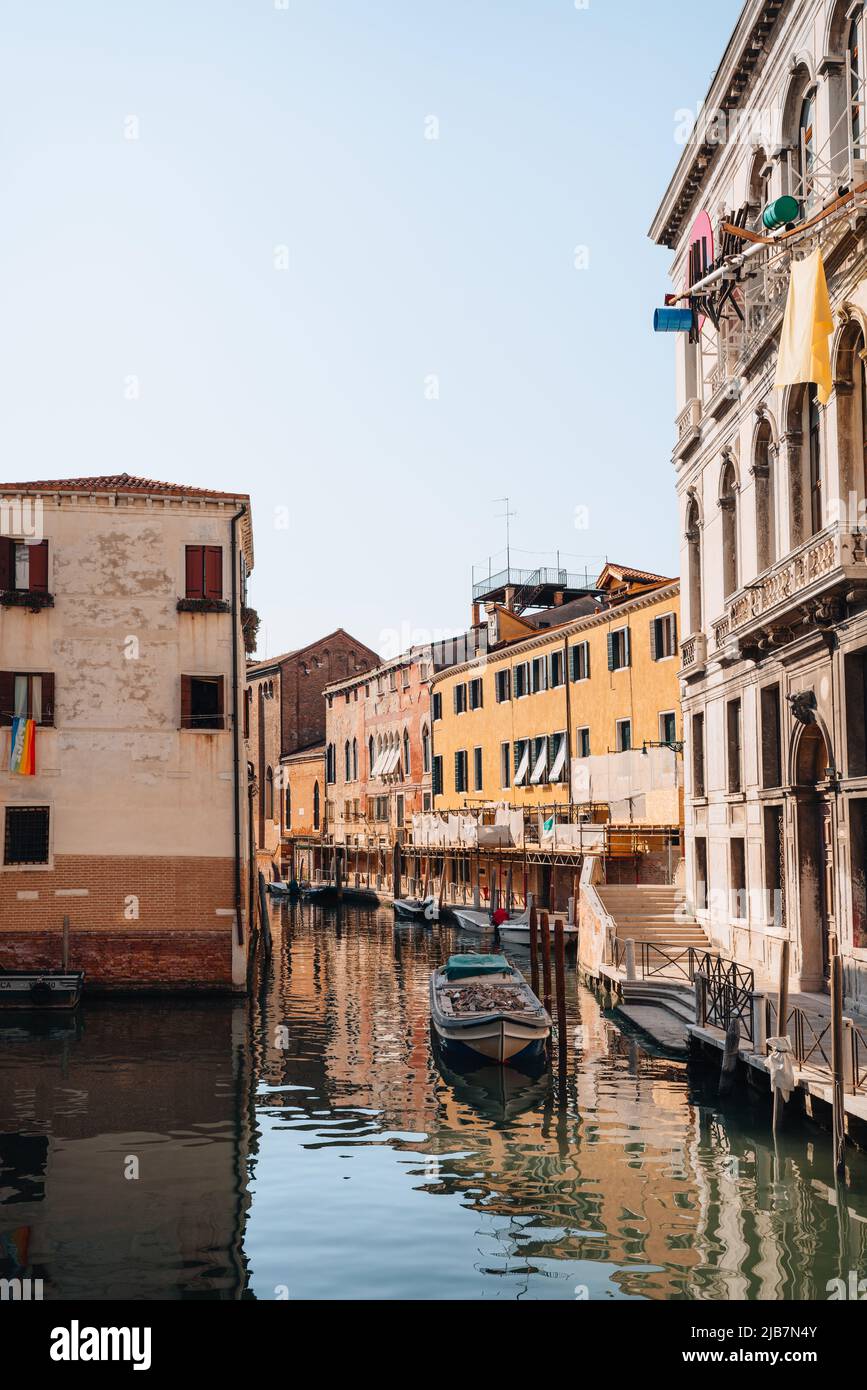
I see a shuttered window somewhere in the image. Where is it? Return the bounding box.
[607,628,630,671]
[180,674,225,730]
[454,749,468,793]
[0,672,55,726]
[570,641,590,681]
[650,612,677,660]
[495,669,511,702]
[548,650,564,688]
[432,755,443,797]
[473,746,483,792]
[185,545,223,600]
[1,539,49,592]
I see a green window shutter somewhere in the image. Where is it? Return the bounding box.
[607,633,615,670]
[625,629,631,666]
[650,618,658,661]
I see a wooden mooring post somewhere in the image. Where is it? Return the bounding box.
[554,918,567,1082]
[528,895,539,998]
[719,1016,740,1097]
[62,915,70,971]
[831,953,847,1179]
[540,910,552,1015]
[772,939,790,1132]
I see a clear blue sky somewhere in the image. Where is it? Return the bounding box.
[0,0,741,657]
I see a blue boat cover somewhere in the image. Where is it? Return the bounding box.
[444,954,510,981]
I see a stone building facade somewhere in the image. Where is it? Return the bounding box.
[0,473,254,991]
[651,0,867,1003]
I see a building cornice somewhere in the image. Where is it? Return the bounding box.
[430,582,681,685]
[648,0,786,250]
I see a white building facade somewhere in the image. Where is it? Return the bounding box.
[651,0,867,1005]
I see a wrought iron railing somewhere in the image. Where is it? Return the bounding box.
[695,952,756,1043]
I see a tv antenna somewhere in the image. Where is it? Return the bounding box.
[493,497,517,574]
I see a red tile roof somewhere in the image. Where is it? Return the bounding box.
[0,473,250,501]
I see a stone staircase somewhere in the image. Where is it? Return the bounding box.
[596,884,709,951]
[596,884,709,1040]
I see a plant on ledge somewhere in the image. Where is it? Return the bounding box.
[1,590,55,610]
[176,596,231,615]
[242,605,260,656]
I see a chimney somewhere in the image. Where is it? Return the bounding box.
[471,601,481,627]
[553,591,564,606]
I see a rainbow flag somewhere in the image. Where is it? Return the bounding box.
[9,717,35,775]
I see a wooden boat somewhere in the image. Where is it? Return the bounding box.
[393,895,439,923]
[300,883,336,903]
[429,954,551,1065]
[0,970,84,1010]
[450,906,578,946]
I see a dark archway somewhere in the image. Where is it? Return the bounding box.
[794,721,836,987]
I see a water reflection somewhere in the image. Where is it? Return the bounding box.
[1,902,866,1300]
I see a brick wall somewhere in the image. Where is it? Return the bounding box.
[280,633,378,757]
[0,854,239,990]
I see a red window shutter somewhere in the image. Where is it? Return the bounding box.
[28,540,48,592]
[41,673,55,727]
[185,546,204,599]
[0,671,14,726]
[181,674,192,728]
[0,538,13,590]
[204,546,223,600]
[215,675,225,730]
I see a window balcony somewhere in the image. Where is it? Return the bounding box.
[176,596,230,614]
[0,589,55,612]
[673,399,701,462]
[679,632,707,677]
[711,525,858,659]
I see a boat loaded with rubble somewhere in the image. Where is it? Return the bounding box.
[429,954,551,1065]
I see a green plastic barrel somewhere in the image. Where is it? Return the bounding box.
[762,196,800,230]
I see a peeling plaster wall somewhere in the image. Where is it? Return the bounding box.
[0,495,248,867]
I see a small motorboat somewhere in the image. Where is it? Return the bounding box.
[394,895,439,924]
[450,906,578,947]
[429,954,551,1065]
[267,880,295,898]
[0,970,84,1010]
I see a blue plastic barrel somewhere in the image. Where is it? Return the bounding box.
[653,306,693,333]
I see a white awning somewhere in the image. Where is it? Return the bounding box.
[513,744,530,786]
[530,744,548,784]
[549,734,567,782]
[371,749,387,777]
[384,747,401,775]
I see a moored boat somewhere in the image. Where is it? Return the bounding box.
[0,970,84,1010]
[450,906,578,947]
[394,895,439,923]
[429,954,551,1065]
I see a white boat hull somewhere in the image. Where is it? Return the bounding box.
[434,1015,548,1063]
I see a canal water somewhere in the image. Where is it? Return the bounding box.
[1,901,866,1300]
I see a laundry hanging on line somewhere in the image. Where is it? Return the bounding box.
[774,246,834,404]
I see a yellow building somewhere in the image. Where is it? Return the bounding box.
[431,567,682,828]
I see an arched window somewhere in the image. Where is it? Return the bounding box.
[685,496,703,634]
[313,781,320,830]
[368,735,375,775]
[748,149,770,229]
[422,724,430,774]
[265,766,274,821]
[797,87,816,204]
[344,739,351,781]
[720,460,739,598]
[403,728,410,777]
[754,418,776,572]
[352,738,358,780]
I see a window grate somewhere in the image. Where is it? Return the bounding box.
[4,806,50,864]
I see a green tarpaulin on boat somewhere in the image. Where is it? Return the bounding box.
[444,954,510,981]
